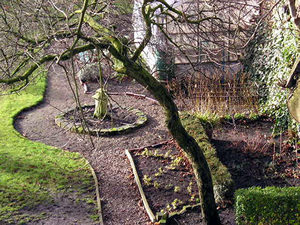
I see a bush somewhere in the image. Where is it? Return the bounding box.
[155,49,175,81]
[235,186,300,225]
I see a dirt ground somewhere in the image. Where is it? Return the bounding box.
[213,118,299,189]
[14,63,299,225]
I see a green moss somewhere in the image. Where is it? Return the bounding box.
[180,112,234,202]
[288,80,300,122]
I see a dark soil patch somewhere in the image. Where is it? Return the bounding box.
[213,118,299,189]
[62,105,141,131]
[130,140,236,225]
[65,105,139,129]
[131,140,235,225]
[131,140,199,215]
[56,104,148,136]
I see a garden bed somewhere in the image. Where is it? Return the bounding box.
[127,116,300,224]
[55,104,147,136]
[213,117,300,189]
[128,140,202,223]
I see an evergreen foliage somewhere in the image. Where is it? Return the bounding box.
[235,186,300,225]
[243,5,300,134]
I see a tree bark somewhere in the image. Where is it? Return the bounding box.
[93,88,108,119]
[120,58,221,225]
[288,0,300,31]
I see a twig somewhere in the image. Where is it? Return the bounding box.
[109,91,160,105]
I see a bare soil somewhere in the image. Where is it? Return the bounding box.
[213,118,299,189]
[62,105,139,130]
[14,64,299,225]
[131,140,199,214]
[130,140,235,225]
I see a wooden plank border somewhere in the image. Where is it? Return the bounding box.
[125,150,156,222]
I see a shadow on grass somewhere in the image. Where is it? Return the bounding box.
[0,71,96,224]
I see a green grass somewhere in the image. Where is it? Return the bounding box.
[0,71,96,223]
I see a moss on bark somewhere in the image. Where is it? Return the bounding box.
[180,113,234,202]
[288,82,300,123]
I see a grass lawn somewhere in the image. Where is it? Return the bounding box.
[0,70,96,224]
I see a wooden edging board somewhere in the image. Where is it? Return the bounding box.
[125,150,156,222]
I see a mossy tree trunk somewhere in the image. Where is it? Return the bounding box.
[111,51,221,224]
[93,88,108,119]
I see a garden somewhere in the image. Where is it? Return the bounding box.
[0,0,299,225]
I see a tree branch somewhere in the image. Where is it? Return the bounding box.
[0,44,96,84]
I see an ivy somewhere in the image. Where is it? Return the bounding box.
[244,4,300,134]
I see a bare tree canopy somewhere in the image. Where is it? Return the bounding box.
[0,0,280,86]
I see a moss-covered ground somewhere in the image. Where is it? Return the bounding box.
[180,113,234,202]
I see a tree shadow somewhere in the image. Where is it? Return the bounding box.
[212,138,294,190]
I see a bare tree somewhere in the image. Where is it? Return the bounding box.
[288,0,300,30]
[132,0,267,82]
[0,0,289,224]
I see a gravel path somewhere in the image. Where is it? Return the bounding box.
[15,64,171,225]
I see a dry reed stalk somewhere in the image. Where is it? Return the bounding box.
[167,70,260,116]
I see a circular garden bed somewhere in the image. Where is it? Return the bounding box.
[55,104,147,136]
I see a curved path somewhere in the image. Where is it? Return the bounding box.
[15,64,171,224]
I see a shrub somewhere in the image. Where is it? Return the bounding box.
[155,49,175,81]
[235,186,300,225]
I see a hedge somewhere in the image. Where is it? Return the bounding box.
[235,186,300,225]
